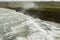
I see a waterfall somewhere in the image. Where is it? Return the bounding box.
[0,8,60,40]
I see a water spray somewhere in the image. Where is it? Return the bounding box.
[21,2,35,14]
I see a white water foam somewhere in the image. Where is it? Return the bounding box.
[0,8,60,40]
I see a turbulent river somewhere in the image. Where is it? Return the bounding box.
[0,8,60,40]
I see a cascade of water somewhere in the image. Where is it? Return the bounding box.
[0,8,60,40]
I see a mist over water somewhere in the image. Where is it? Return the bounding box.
[22,2,35,9]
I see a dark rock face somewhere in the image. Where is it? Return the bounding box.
[10,8,60,23]
[27,9,60,23]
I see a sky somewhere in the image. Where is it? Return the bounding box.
[0,0,60,2]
